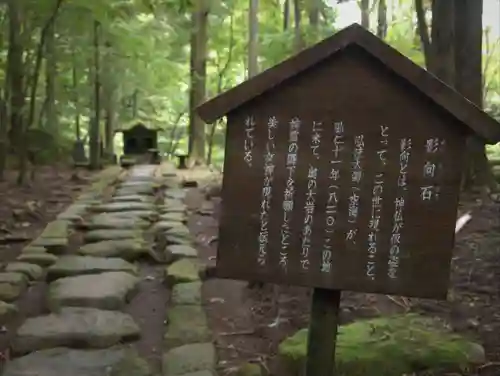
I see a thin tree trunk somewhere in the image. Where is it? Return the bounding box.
[89,19,101,170]
[377,0,387,39]
[188,0,208,165]
[283,0,290,31]
[360,0,370,29]
[415,0,432,69]
[248,0,259,79]
[293,0,304,52]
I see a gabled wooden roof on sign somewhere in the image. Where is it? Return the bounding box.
[196,23,500,143]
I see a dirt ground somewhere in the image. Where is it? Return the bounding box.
[188,183,500,376]
[0,165,95,264]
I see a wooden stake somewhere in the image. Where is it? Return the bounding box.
[304,288,342,376]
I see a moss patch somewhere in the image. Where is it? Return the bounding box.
[278,314,485,376]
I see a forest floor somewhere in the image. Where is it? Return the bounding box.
[0,165,95,264]
[190,182,500,376]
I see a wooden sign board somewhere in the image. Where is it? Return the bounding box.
[197,24,500,300]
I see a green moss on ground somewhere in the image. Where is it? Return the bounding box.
[279,314,485,376]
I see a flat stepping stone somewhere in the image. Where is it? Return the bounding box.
[78,239,149,260]
[95,210,157,221]
[47,272,139,311]
[91,202,154,213]
[159,212,186,223]
[171,282,202,305]
[115,187,154,196]
[84,229,142,243]
[17,253,58,267]
[21,245,47,254]
[162,343,216,376]
[12,307,140,354]
[40,220,70,239]
[0,272,28,286]
[5,262,44,281]
[0,283,26,302]
[165,245,197,263]
[164,189,186,200]
[30,237,67,255]
[153,221,184,232]
[2,347,153,376]
[79,215,149,230]
[165,305,211,349]
[111,195,153,203]
[47,256,138,281]
[165,259,200,286]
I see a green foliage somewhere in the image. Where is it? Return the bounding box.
[2,0,498,166]
[279,314,484,376]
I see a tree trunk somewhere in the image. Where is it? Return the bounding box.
[430,0,454,82]
[103,41,116,158]
[360,0,370,29]
[89,20,101,170]
[7,0,25,183]
[248,0,259,78]
[188,0,208,166]
[293,0,304,52]
[283,0,290,31]
[455,0,494,192]
[45,21,58,139]
[377,0,387,39]
[415,0,432,69]
[72,49,81,140]
[308,0,320,42]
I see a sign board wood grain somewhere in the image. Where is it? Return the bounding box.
[196,24,500,300]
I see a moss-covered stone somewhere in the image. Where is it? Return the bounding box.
[17,253,58,267]
[164,305,211,348]
[278,314,485,376]
[5,262,44,281]
[40,221,70,239]
[236,363,262,376]
[165,259,200,285]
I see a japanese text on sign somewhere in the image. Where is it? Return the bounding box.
[346,134,364,244]
[280,118,301,270]
[388,137,412,280]
[421,137,445,201]
[366,125,389,280]
[258,117,278,266]
[322,121,345,274]
[301,121,323,270]
[243,116,255,167]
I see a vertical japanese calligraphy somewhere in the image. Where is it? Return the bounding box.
[366,125,389,280]
[346,134,364,245]
[421,137,446,202]
[322,121,345,273]
[258,116,278,266]
[280,118,301,270]
[388,137,412,280]
[243,116,256,167]
[301,121,323,271]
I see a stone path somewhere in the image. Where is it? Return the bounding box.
[0,164,218,376]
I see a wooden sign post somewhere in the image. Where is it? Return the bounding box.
[196,23,500,376]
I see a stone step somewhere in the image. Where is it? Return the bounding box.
[2,347,153,376]
[47,255,138,281]
[47,272,139,311]
[78,239,150,260]
[12,307,140,355]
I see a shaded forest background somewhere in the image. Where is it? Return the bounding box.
[0,0,498,186]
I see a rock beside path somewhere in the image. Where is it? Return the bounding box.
[12,307,140,354]
[47,272,139,311]
[165,245,198,263]
[47,256,138,281]
[164,305,211,348]
[2,347,153,376]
